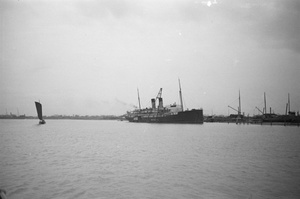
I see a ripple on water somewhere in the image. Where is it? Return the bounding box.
[1,121,300,199]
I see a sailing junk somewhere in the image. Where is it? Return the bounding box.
[35,101,46,124]
[125,80,203,124]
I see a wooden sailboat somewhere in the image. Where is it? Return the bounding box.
[35,101,46,124]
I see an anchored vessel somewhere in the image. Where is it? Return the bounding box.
[258,93,300,124]
[35,101,46,124]
[126,80,203,124]
[228,90,245,123]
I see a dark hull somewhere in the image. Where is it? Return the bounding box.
[127,109,203,124]
[39,120,46,124]
[262,115,300,123]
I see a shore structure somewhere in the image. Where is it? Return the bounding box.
[258,93,300,125]
[205,92,300,126]
[126,80,203,124]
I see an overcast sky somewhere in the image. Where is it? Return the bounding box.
[1,0,300,116]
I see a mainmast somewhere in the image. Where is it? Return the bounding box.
[238,90,241,116]
[178,79,184,112]
[288,93,291,113]
[228,90,242,117]
[264,92,267,115]
[137,88,141,110]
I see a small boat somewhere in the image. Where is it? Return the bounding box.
[35,101,46,124]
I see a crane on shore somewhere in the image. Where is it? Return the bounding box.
[228,90,242,124]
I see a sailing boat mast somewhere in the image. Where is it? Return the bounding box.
[137,88,141,110]
[178,79,184,112]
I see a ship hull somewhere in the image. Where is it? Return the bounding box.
[39,119,46,124]
[126,109,203,124]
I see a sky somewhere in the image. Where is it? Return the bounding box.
[1,0,300,116]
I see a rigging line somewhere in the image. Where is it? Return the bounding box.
[259,93,286,114]
[256,100,265,107]
[242,100,255,110]
[267,93,284,107]
[227,96,239,106]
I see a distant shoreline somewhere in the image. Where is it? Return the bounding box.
[0,115,122,120]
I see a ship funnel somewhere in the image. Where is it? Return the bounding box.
[158,97,163,109]
[151,98,156,109]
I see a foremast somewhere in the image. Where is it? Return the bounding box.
[137,88,141,110]
[178,79,184,112]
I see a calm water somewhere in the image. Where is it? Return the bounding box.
[0,120,300,199]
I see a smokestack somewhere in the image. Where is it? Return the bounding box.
[158,97,163,109]
[151,98,156,109]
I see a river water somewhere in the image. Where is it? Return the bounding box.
[0,119,299,199]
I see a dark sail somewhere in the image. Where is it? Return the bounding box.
[35,101,43,120]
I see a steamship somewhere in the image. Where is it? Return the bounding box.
[125,80,203,124]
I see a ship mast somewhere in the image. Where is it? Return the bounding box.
[228,90,241,116]
[137,88,141,110]
[178,79,184,112]
[264,92,267,115]
[238,90,241,116]
[288,93,290,113]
